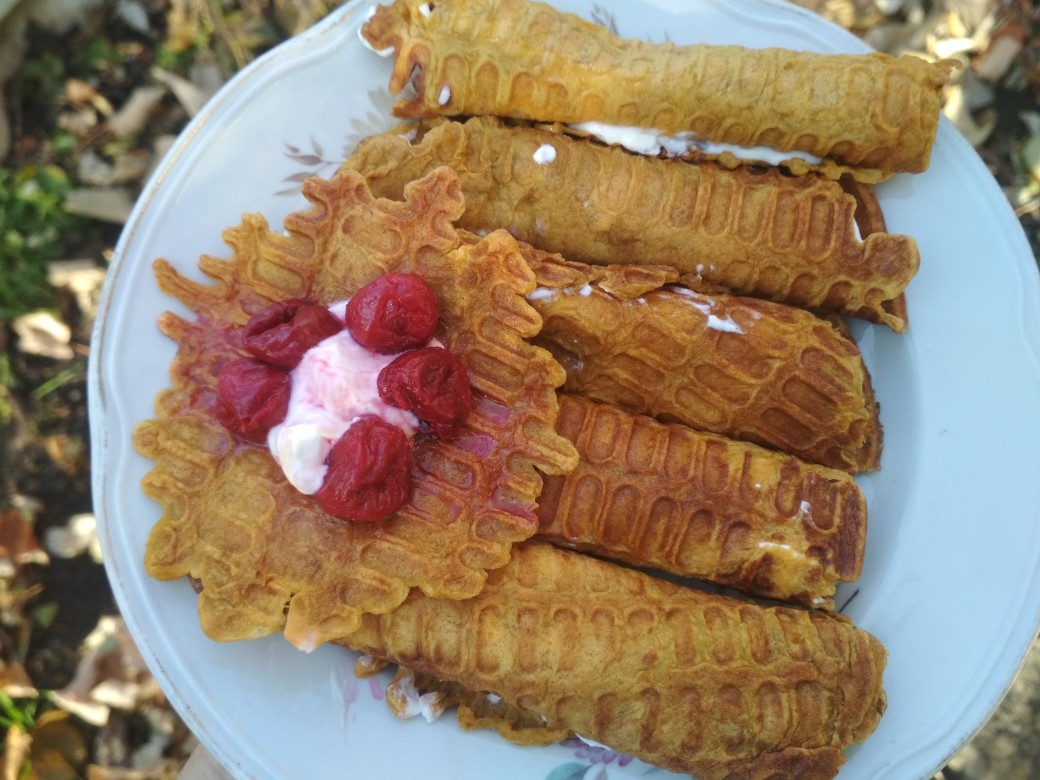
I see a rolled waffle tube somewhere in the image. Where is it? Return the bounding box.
[524,252,882,473]
[361,0,955,179]
[340,541,887,780]
[345,118,919,330]
[538,395,867,608]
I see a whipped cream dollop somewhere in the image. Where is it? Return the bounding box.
[569,121,824,167]
[532,143,557,164]
[266,301,422,495]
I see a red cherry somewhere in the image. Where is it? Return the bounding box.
[377,347,473,439]
[214,358,291,441]
[345,274,439,354]
[314,415,413,521]
[242,298,342,370]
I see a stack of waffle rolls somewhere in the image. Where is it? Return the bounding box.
[317,153,886,768]
[518,249,882,473]
[361,0,955,181]
[339,541,887,780]
[345,117,920,331]
[126,0,929,769]
[538,394,867,608]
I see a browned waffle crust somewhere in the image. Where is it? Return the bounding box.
[345,118,920,330]
[341,541,887,780]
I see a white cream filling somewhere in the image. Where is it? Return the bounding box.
[524,284,593,302]
[529,284,741,333]
[391,673,445,722]
[532,143,557,164]
[570,121,824,167]
[757,541,809,562]
[525,286,558,302]
[670,288,744,334]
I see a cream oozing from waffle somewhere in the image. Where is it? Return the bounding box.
[569,120,825,166]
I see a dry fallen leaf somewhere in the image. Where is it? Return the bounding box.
[115,0,150,34]
[3,725,32,780]
[29,710,89,780]
[63,187,136,224]
[1023,134,1040,185]
[65,78,114,117]
[0,509,48,573]
[77,149,150,187]
[0,658,38,699]
[164,0,201,53]
[44,514,101,564]
[47,260,108,334]
[107,86,166,141]
[51,616,160,729]
[943,81,997,148]
[150,67,218,118]
[975,23,1027,82]
[10,312,75,362]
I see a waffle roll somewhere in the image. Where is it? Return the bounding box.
[134,168,579,649]
[538,395,867,607]
[344,118,919,330]
[361,0,954,179]
[522,252,882,473]
[340,541,887,780]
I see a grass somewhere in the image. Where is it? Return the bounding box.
[0,689,42,734]
[0,166,85,321]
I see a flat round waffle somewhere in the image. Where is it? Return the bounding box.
[133,166,578,649]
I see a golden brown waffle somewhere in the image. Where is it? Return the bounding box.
[340,541,887,780]
[538,395,867,607]
[344,118,919,330]
[520,250,882,473]
[361,0,954,179]
[380,666,573,746]
[133,167,578,649]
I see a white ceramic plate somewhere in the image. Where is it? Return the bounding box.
[89,1,1040,778]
